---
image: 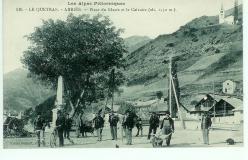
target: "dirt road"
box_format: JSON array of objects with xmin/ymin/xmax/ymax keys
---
[{"xmin": 3, "ymin": 125, "xmax": 243, "ymax": 148}]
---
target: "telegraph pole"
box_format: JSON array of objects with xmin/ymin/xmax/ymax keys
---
[
  {"xmin": 168, "ymin": 56, "xmax": 172, "ymax": 115},
  {"xmin": 171, "ymin": 77, "xmax": 186, "ymax": 129},
  {"xmin": 213, "ymin": 81, "xmax": 216, "ymax": 121},
  {"xmin": 165, "ymin": 56, "xmax": 185, "ymax": 129}
]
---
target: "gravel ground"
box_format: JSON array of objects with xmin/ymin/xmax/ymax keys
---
[{"xmin": 3, "ymin": 124, "xmax": 243, "ymax": 148}]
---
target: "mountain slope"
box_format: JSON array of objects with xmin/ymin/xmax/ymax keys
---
[
  {"xmin": 124, "ymin": 36, "xmax": 151, "ymax": 54},
  {"xmin": 3, "ymin": 69, "xmax": 55, "ymax": 112},
  {"xmin": 122, "ymin": 5, "xmax": 242, "ymax": 102}
]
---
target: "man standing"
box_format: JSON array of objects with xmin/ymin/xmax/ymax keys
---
[
  {"xmin": 34, "ymin": 113, "xmax": 46, "ymax": 147},
  {"xmin": 75, "ymin": 113, "xmax": 83, "ymax": 138},
  {"xmin": 109, "ymin": 111, "xmax": 119, "ymax": 140},
  {"xmin": 135, "ymin": 116, "xmax": 143, "ymax": 137},
  {"xmin": 123, "ymin": 110, "xmax": 136, "ymax": 145},
  {"xmin": 56, "ymin": 111, "xmax": 65, "ymax": 147},
  {"xmin": 147, "ymin": 112, "xmax": 160, "ymax": 140},
  {"xmin": 64, "ymin": 113, "xmax": 74, "ymax": 144},
  {"xmin": 93, "ymin": 112, "xmax": 104, "ymax": 141},
  {"xmin": 121, "ymin": 113, "xmax": 127, "ymax": 140},
  {"xmin": 201, "ymin": 113, "xmax": 212, "ymax": 145},
  {"xmin": 160, "ymin": 111, "xmax": 174, "ymax": 146}
]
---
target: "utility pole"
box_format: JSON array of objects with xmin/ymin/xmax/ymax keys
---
[
  {"xmin": 213, "ymin": 81, "xmax": 216, "ymax": 121},
  {"xmin": 164, "ymin": 55, "xmax": 185, "ymax": 129},
  {"xmin": 168, "ymin": 56, "xmax": 172, "ymax": 115},
  {"xmin": 234, "ymin": 0, "xmax": 239, "ymax": 24},
  {"xmin": 171, "ymin": 77, "xmax": 186, "ymax": 129}
]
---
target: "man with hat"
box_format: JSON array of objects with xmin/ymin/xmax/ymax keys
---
[
  {"xmin": 123, "ymin": 110, "xmax": 137, "ymax": 145},
  {"xmin": 135, "ymin": 116, "xmax": 143, "ymax": 137},
  {"xmin": 147, "ymin": 112, "xmax": 160, "ymax": 140},
  {"xmin": 64, "ymin": 113, "xmax": 74, "ymax": 144},
  {"xmin": 33, "ymin": 113, "xmax": 46, "ymax": 147},
  {"xmin": 160, "ymin": 111, "xmax": 174, "ymax": 146},
  {"xmin": 56, "ymin": 110, "xmax": 65, "ymax": 147},
  {"xmin": 93, "ymin": 112, "xmax": 104, "ymax": 141},
  {"xmin": 108, "ymin": 111, "xmax": 119, "ymax": 140},
  {"xmin": 75, "ymin": 112, "xmax": 83, "ymax": 138},
  {"xmin": 121, "ymin": 110, "xmax": 128, "ymax": 139},
  {"xmin": 201, "ymin": 112, "xmax": 212, "ymax": 145}
]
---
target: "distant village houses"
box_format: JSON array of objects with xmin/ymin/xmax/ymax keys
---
[{"xmin": 189, "ymin": 94, "xmax": 243, "ymax": 124}]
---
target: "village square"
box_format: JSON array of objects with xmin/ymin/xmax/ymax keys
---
[{"xmin": 3, "ymin": 0, "xmax": 243, "ymax": 149}]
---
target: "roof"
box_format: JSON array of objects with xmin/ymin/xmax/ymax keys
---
[
  {"xmin": 190, "ymin": 107, "xmax": 212, "ymax": 112},
  {"xmin": 208, "ymin": 94, "xmax": 223, "ymax": 102},
  {"xmin": 208, "ymin": 94, "xmax": 243, "ymax": 109},
  {"xmin": 106, "ymin": 104, "xmax": 121, "ymax": 112},
  {"xmin": 193, "ymin": 94, "xmax": 217, "ymax": 109},
  {"xmin": 233, "ymin": 106, "xmax": 243, "ymax": 111},
  {"xmin": 194, "ymin": 94, "xmax": 210, "ymax": 102},
  {"xmin": 150, "ymin": 101, "xmax": 168, "ymax": 112},
  {"xmin": 191, "ymin": 94, "xmax": 222, "ymax": 104},
  {"xmin": 225, "ymin": 15, "xmax": 234, "ymax": 19},
  {"xmin": 190, "ymin": 94, "xmax": 243, "ymax": 113},
  {"xmin": 131, "ymin": 99, "xmax": 157, "ymax": 108},
  {"xmin": 81, "ymin": 113, "xmax": 95, "ymax": 122},
  {"xmin": 223, "ymin": 79, "xmax": 235, "ymax": 83},
  {"xmin": 220, "ymin": 97, "xmax": 243, "ymax": 109},
  {"xmin": 127, "ymin": 99, "xmax": 168, "ymax": 112}
]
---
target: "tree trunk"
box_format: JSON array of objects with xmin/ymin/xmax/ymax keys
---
[{"xmin": 69, "ymin": 90, "xmax": 85, "ymax": 118}]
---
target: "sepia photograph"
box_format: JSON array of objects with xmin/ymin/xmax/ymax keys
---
[{"xmin": 1, "ymin": 0, "xmax": 244, "ymax": 152}]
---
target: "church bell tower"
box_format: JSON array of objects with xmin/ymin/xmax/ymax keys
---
[{"xmin": 219, "ymin": 2, "xmax": 225, "ymax": 24}]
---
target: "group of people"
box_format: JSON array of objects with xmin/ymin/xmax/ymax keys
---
[
  {"xmin": 55, "ymin": 111, "xmax": 74, "ymax": 147},
  {"xmin": 33, "ymin": 111, "xmax": 73, "ymax": 147},
  {"xmin": 121, "ymin": 110, "xmax": 175, "ymax": 146},
  {"xmin": 146, "ymin": 111, "xmax": 175, "ymax": 146},
  {"xmin": 33, "ymin": 109, "xmax": 212, "ymax": 147},
  {"xmin": 75, "ymin": 113, "xmax": 92, "ymax": 138}
]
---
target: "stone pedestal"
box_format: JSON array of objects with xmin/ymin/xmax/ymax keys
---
[
  {"xmin": 52, "ymin": 75, "xmax": 64, "ymax": 127},
  {"xmin": 52, "ymin": 107, "xmax": 61, "ymax": 127}
]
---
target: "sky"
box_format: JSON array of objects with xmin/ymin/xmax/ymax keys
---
[{"xmin": 2, "ymin": 0, "xmax": 241, "ymax": 73}]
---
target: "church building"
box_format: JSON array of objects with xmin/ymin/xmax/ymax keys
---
[{"xmin": 219, "ymin": 0, "xmax": 239, "ymax": 25}]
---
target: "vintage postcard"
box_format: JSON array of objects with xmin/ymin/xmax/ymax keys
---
[{"xmin": 2, "ymin": 0, "xmax": 244, "ymax": 151}]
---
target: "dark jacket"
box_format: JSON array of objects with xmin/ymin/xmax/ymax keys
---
[
  {"xmin": 34, "ymin": 117, "xmax": 46, "ymax": 130},
  {"xmin": 149, "ymin": 114, "xmax": 160, "ymax": 128},
  {"xmin": 201, "ymin": 115, "xmax": 212, "ymax": 129},
  {"xmin": 109, "ymin": 114, "xmax": 119, "ymax": 127},
  {"xmin": 123, "ymin": 113, "xmax": 137, "ymax": 129},
  {"xmin": 56, "ymin": 115, "xmax": 65, "ymax": 131},
  {"xmin": 136, "ymin": 117, "xmax": 142, "ymax": 127},
  {"xmin": 93, "ymin": 115, "xmax": 104, "ymax": 129},
  {"xmin": 64, "ymin": 118, "xmax": 73, "ymax": 130}
]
